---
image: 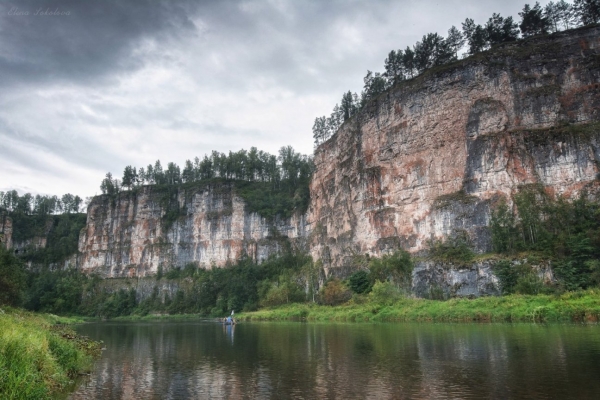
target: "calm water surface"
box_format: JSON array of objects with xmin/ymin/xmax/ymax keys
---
[{"xmin": 70, "ymin": 321, "xmax": 600, "ymax": 399}]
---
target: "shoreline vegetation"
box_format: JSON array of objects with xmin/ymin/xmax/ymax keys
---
[
  {"xmin": 0, "ymin": 307, "xmax": 102, "ymax": 400},
  {"xmin": 105, "ymin": 289, "xmax": 600, "ymax": 324},
  {"xmin": 239, "ymin": 290, "xmax": 600, "ymax": 323}
]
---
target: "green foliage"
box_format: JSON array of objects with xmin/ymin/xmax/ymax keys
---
[
  {"xmin": 494, "ymin": 260, "xmax": 520, "ymax": 294},
  {"xmin": 20, "ymin": 250, "xmax": 314, "ymax": 318},
  {"xmin": 242, "ymin": 289, "xmax": 600, "ymax": 323},
  {"xmin": 0, "ymin": 190, "xmax": 83, "ymax": 216},
  {"xmin": 0, "ymin": 246, "xmax": 27, "ymax": 306},
  {"xmin": 10, "ymin": 213, "xmax": 86, "ymax": 264},
  {"xmin": 574, "ymin": 0, "xmax": 600, "ymax": 25},
  {"xmin": 260, "ymin": 274, "xmax": 305, "ymax": 307},
  {"xmin": 348, "ymin": 270, "xmax": 371, "ymax": 294},
  {"xmin": 236, "ymin": 179, "xmax": 310, "ymax": 219},
  {"xmin": 490, "ymin": 188, "xmax": 600, "ymax": 290},
  {"xmin": 367, "ymin": 250, "xmax": 413, "ymax": 288},
  {"xmin": 427, "ymin": 231, "xmax": 475, "ymax": 264},
  {"xmin": 96, "ymin": 289, "xmax": 137, "ymax": 319},
  {"xmin": 26, "ymin": 268, "xmax": 87, "ymax": 314},
  {"xmin": 101, "ymin": 146, "xmax": 313, "ymax": 221},
  {"xmin": 318, "ymin": 278, "xmax": 352, "ymax": 306},
  {"xmin": 490, "ymin": 201, "xmax": 518, "ymax": 253},
  {"xmin": 369, "ymin": 280, "xmax": 403, "ymax": 305},
  {"xmin": 494, "ymin": 260, "xmax": 545, "ymax": 295},
  {"xmin": 0, "ymin": 309, "xmax": 101, "ymax": 399},
  {"xmin": 519, "ymin": 2, "xmax": 551, "ymax": 37}
]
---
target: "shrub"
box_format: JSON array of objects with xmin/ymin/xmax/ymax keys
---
[
  {"xmin": 348, "ymin": 270, "xmax": 371, "ymax": 294},
  {"xmin": 514, "ymin": 273, "xmax": 544, "ymax": 295},
  {"xmin": 261, "ymin": 280, "xmax": 304, "ymax": 307},
  {"xmin": 318, "ymin": 278, "xmax": 352, "ymax": 306},
  {"xmin": 428, "ymin": 231, "xmax": 474, "ymax": 264},
  {"xmin": 369, "ymin": 280, "xmax": 402, "ymax": 305},
  {"xmin": 368, "ymin": 250, "xmax": 413, "ymax": 288}
]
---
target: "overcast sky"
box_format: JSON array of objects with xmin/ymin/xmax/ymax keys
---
[{"xmin": 0, "ymin": 0, "xmax": 561, "ymax": 199}]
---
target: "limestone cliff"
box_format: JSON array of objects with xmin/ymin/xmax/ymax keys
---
[
  {"xmin": 309, "ymin": 26, "xmax": 600, "ymax": 271},
  {"xmin": 78, "ymin": 182, "xmax": 308, "ymax": 277},
  {"xmin": 77, "ymin": 26, "xmax": 600, "ymax": 286}
]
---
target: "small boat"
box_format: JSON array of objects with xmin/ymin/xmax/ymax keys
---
[{"xmin": 222, "ymin": 318, "xmax": 237, "ymax": 325}]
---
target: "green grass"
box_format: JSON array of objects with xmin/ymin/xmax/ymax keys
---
[
  {"xmin": 238, "ymin": 289, "xmax": 600, "ymax": 323},
  {"xmin": 0, "ymin": 307, "xmax": 102, "ymax": 400}
]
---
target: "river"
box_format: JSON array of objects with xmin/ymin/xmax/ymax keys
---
[{"xmin": 70, "ymin": 321, "xmax": 600, "ymax": 399}]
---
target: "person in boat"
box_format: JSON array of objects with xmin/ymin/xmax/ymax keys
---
[{"xmin": 226, "ymin": 315, "xmax": 232, "ymax": 324}]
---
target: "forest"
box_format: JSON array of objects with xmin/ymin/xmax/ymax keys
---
[{"xmin": 99, "ymin": 145, "xmax": 313, "ymax": 220}]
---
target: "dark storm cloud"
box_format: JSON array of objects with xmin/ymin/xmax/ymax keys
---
[
  {"xmin": 0, "ymin": 0, "xmax": 199, "ymax": 87},
  {"xmin": 0, "ymin": 0, "xmax": 561, "ymax": 197}
]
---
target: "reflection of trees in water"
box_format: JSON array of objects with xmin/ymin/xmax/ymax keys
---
[{"xmin": 70, "ymin": 322, "xmax": 600, "ymax": 399}]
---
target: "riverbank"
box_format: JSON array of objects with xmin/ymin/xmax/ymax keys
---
[
  {"xmin": 0, "ymin": 307, "xmax": 102, "ymax": 400},
  {"xmin": 238, "ymin": 290, "xmax": 600, "ymax": 323}
]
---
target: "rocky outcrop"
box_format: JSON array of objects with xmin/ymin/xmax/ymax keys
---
[
  {"xmin": 411, "ymin": 259, "xmax": 554, "ymax": 298},
  {"xmin": 309, "ymin": 26, "xmax": 600, "ymax": 272},
  {"xmin": 78, "ymin": 183, "xmax": 308, "ymax": 277},
  {"xmin": 0, "ymin": 213, "xmax": 12, "ymax": 249}
]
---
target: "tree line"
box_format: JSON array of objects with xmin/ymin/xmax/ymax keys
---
[
  {"xmin": 313, "ymin": 0, "xmax": 600, "ymax": 145},
  {"xmin": 100, "ymin": 146, "xmax": 313, "ymax": 196},
  {"xmin": 0, "ymin": 190, "xmax": 83, "ymax": 215}
]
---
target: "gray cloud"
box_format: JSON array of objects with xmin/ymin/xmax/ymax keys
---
[
  {"xmin": 0, "ymin": 0, "xmax": 199, "ymax": 87},
  {"xmin": 0, "ymin": 0, "xmax": 563, "ymax": 198}
]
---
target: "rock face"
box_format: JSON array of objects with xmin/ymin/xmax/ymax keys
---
[
  {"xmin": 309, "ymin": 26, "xmax": 600, "ymax": 272},
  {"xmin": 78, "ymin": 183, "xmax": 308, "ymax": 277},
  {"xmin": 411, "ymin": 259, "xmax": 554, "ymax": 298},
  {"xmin": 77, "ymin": 26, "xmax": 600, "ymax": 289},
  {"xmin": 0, "ymin": 213, "xmax": 12, "ymax": 249}
]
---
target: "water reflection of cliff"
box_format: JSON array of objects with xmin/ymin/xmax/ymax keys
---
[{"xmin": 70, "ymin": 322, "xmax": 600, "ymax": 399}]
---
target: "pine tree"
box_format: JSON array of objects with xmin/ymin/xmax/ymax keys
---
[
  {"xmin": 462, "ymin": 18, "xmax": 488, "ymax": 54},
  {"xmin": 446, "ymin": 26, "xmax": 465, "ymax": 58},
  {"xmin": 485, "ymin": 13, "xmax": 519, "ymax": 45},
  {"xmin": 574, "ymin": 0, "xmax": 600, "ymax": 25},
  {"xmin": 519, "ymin": 2, "xmax": 550, "ymax": 37}
]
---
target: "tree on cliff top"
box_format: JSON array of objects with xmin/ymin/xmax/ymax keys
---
[
  {"xmin": 462, "ymin": 18, "xmax": 488, "ymax": 54},
  {"xmin": 519, "ymin": 2, "xmax": 551, "ymax": 37},
  {"xmin": 574, "ymin": 0, "xmax": 600, "ymax": 25},
  {"xmin": 545, "ymin": 1, "xmax": 577, "ymax": 32},
  {"xmin": 446, "ymin": 26, "xmax": 465, "ymax": 59}
]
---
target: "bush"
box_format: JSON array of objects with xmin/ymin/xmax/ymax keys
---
[
  {"xmin": 368, "ymin": 250, "xmax": 413, "ymax": 288},
  {"xmin": 369, "ymin": 280, "xmax": 402, "ymax": 305},
  {"xmin": 427, "ymin": 231, "xmax": 474, "ymax": 264},
  {"xmin": 318, "ymin": 278, "xmax": 352, "ymax": 306},
  {"xmin": 514, "ymin": 274, "xmax": 545, "ymax": 295},
  {"xmin": 261, "ymin": 280, "xmax": 304, "ymax": 307},
  {"xmin": 348, "ymin": 270, "xmax": 371, "ymax": 294}
]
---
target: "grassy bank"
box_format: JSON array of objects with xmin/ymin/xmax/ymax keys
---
[
  {"xmin": 238, "ymin": 289, "xmax": 600, "ymax": 323},
  {"xmin": 0, "ymin": 308, "xmax": 102, "ymax": 400}
]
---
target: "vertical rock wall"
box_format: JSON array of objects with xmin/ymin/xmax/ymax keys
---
[
  {"xmin": 308, "ymin": 26, "xmax": 600, "ymax": 271},
  {"xmin": 78, "ymin": 183, "xmax": 308, "ymax": 277}
]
